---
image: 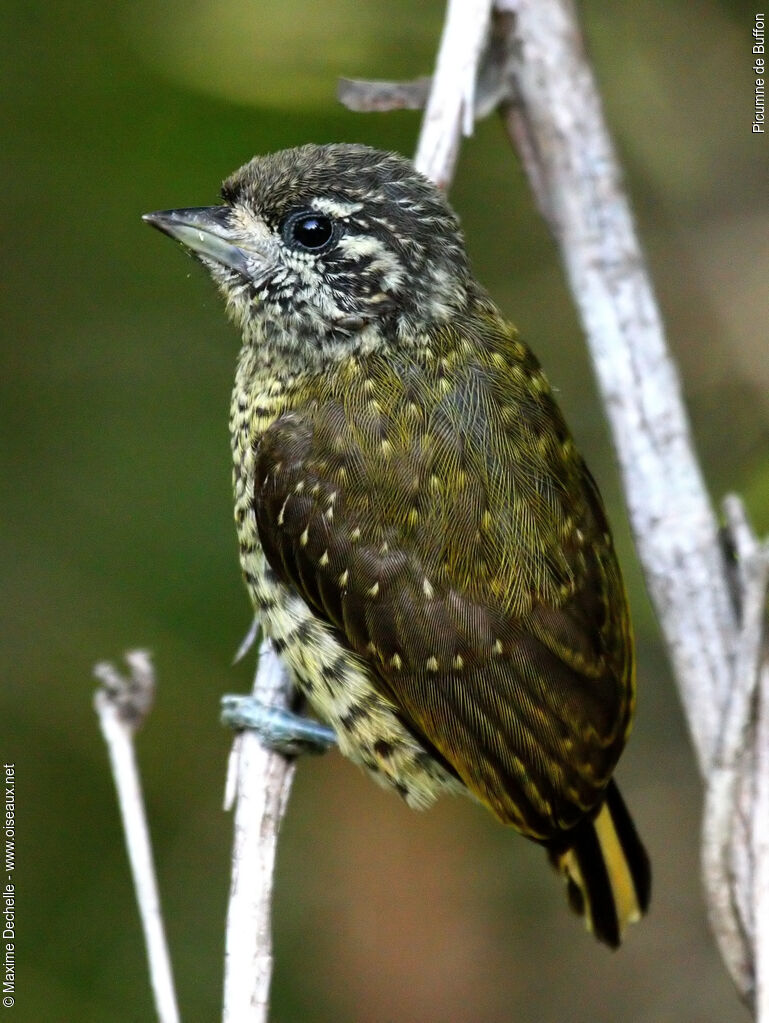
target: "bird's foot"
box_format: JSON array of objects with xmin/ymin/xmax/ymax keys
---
[{"xmin": 221, "ymin": 695, "xmax": 337, "ymax": 756}]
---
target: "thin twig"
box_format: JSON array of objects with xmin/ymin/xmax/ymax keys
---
[
  {"xmin": 233, "ymin": 615, "xmax": 260, "ymax": 665},
  {"xmin": 94, "ymin": 651, "xmax": 181, "ymax": 1023},
  {"xmin": 337, "ymin": 76, "xmax": 432, "ymax": 112},
  {"xmin": 413, "ymin": 0, "xmax": 494, "ymax": 188},
  {"xmin": 222, "ymin": 636, "xmax": 296, "ymax": 1023},
  {"xmin": 755, "ymin": 654, "xmax": 769, "ymax": 1021},
  {"xmin": 714, "ymin": 497, "xmax": 769, "ymax": 1008},
  {"xmin": 702, "ymin": 516, "xmax": 768, "ymax": 998}
]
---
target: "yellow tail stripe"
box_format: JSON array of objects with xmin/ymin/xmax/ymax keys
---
[{"xmin": 593, "ymin": 802, "xmax": 642, "ymax": 929}]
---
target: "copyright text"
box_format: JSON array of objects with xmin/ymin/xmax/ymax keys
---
[{"xmin": 3, "ymin": 764, "xmax": 15, "ymax": 1009}]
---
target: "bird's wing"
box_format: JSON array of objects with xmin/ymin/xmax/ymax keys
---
[{"xmin": 252, "ymin": 344, "xmax": 632, "ymax": 838}]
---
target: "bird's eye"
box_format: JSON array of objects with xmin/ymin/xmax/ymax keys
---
[{"xmin": 282, "ymin": 211, "xmax": 334, "ymax": 252}]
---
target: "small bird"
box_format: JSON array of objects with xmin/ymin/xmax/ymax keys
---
[{"xmin": 144, "ymin": 142, "xmax": 650, "ymax": 947}]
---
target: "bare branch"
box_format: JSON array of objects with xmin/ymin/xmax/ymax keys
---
[
  {"xmin": 496, "ymin": 0, "xmax": 737, "ymax": 774},
  {"xmin": 337, "ymin": 76, "xmax": 432, "ymax": 112},
  {"xmin": 222, "ymin": 636, "xmax": 296, "ymax": 1023},
  {"xmin": 94, "ymin": 651, "xmax": 181, "ymax": 1023},
  {"xmin": 708, "ymin": 498, "xmax": 769, "ymax": 1009},
  {"xmin": 413, "ymin": 0, "xmax": 494, "ymax": 188},
  {"xmin": 233, "ymin": 614, "xmax": 260, "ymax": 665},
  {"xmin": 337, "ymin": 19, "xmax": 512, "ymax": 123},
  {"xmin": 755, "ymin": 657, "xmax": 769, "ymax": 1021},
  {"xmin": 703, "ymin": 504, "xmax": 769, "ymax": 998}
]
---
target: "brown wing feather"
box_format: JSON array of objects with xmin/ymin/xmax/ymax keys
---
[{"xmin": 253, "ymin": 318, "xmax": 634, "ymax": 838}]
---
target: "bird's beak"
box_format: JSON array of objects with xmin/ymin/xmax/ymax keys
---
[{"xmin": 142, "ymin": 206, "xmax": 250, "ymax": 276}]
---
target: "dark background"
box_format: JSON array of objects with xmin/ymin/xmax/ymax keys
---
[{"xmin": 3, "ymin": 1, "xmax": 766, "ymax": 1019}]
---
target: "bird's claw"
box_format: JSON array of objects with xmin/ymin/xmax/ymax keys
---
[{"xmin": 221, "ymin": 695, "xmax": 337, "ymax": 756}]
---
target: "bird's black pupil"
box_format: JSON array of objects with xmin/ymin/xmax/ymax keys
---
[{"xmin": 290, "ymin": 214, "xmax": 333, "ymax": 251}]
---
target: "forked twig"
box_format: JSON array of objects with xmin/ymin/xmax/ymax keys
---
[{"xmin": 94, "ymin": 651, "xmax": 180, "ymax": 1023}]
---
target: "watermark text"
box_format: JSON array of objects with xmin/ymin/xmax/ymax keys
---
[
  {"xmin": 3, "ymin": 764, "xmax": 15, "ymax": 1009},
  {"xmin": 754, "ymin": 13, "xmax": 766, "ymax": 132}
]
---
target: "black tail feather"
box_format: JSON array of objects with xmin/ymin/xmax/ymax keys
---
[{"xmin": 547, "ymin": 780, "xmax": 651, "ymax": 947}]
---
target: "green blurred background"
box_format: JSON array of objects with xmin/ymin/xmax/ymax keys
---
[{"xmin": 3, "ymin": 0, "xmax": 766, "ymax": 1019}]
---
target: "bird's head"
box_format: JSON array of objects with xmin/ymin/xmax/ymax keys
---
[{"xmin": 144, "ymin": 143, "xmax": 474, "ymax": 369}]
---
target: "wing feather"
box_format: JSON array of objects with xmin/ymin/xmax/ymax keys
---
[{"xmin": 253, "ymin": 325, "xmax": 633, "ymax": 837}]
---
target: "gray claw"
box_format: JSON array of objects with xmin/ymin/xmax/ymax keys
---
[{"xmin": 221, "ymin": 695, "xmax": 337, "ymax": 756}]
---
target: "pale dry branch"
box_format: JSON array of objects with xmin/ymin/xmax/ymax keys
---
[
  {"xmin": 222, "ymin": 635, "xmax": 297, "ymax": 1023},
  {"xmin": 337, "ymin": 76, "xmax": 432, "ymax": 112},
  {"xmin": 495, "ymin": 1, "xmax": 739, "ymax": 774},
  {"xmin": 94, "ymin": 651, "xmax": 181, "ymax": 1023},
  {"xmin": 413, "ymin": 0, "xmax": 495, "ymax": 189}
]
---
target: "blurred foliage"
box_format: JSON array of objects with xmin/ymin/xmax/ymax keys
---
[{"xmin": 2, "ymin": 0, "xmax": 765, "ymax": 1019}]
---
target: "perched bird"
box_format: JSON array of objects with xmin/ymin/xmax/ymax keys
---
[{"xmin": 144, "ymin": 142, "xmax": 650, "ymax": 947}]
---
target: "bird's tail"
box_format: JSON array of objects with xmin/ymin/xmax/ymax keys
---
[{"xmin": 547, "ymin": 780, "xmax": 651, "ymax": 948}]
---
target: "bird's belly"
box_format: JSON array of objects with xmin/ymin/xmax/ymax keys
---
[{"xmin": 240, "ymin": 540, "xmax": 461, "ymax": 808}]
